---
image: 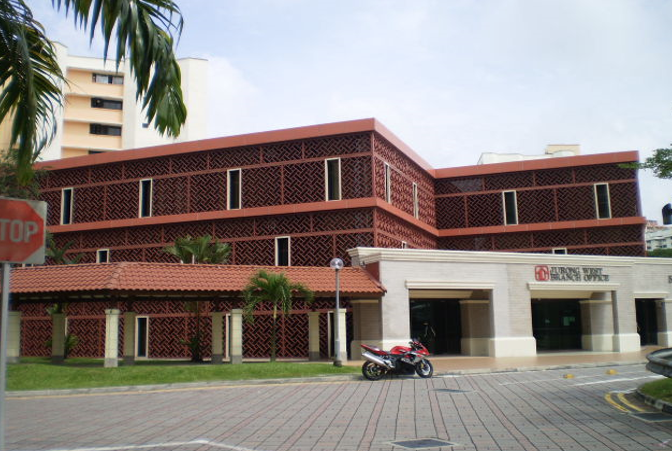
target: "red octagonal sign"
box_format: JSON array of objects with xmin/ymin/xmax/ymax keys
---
[{"xmin": 0, "ymin": 197, "xmax": 46, "ymax": 264}]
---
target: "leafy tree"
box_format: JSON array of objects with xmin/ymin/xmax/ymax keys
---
[
  {"xmin": 163, "ymin": 235, "xmax": 231, "ymax": 362},
  {"xmin": 0, "ymin": 0, "xmax": 186, "ymax": 186},
  {"xmin": 242, "ymin": 270, "xmax": 314, "ymax": 362},
  {"xmin": 0, "ymin": 151, "xmax": 46, "ymax": 199},
  {"xmin": 648, "ymin": 248, "xmax": 672, "ymax": 258},
  {"xmin": 46, "ymin": 232, "xmax": 83, "ymax": 265},
  {"xmin": 623, "ymin": 147, "xmax": 672, "ymax": 179}
]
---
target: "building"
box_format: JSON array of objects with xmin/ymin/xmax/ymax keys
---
[
  {"xmin": 0, "ymin": 43, "xmax": 208, "ymax": 161},
  {"xmin": 645, "ymin": 224, "xmax": 672, "ymax": 251},
  {"xmin": 11, "ymin": 118, "xmax": 653, "ymax": 362},
  {"xmin": 37, "ymin": 118, "xmax": 645, "ymax": 268}
]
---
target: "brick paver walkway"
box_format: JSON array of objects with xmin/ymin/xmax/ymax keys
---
[{"xmin": 6, "ymin": 364, "xmax": 672, "ymax": 451}]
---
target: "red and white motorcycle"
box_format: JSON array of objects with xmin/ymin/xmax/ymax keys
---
[{"xmin": 360, "ymin": 339, "xmax": 433, "ymax": 380}]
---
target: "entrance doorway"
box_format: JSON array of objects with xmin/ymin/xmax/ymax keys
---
[
  {"xmin": 532, "ymin": 299, "xmax": 582, "ymax": 350},
  {"xmin": 410, "ymin": 300, "xmax": 461, "ymax": 355},
  {"xmin": 636, "ymin": 299, "xmax": 658, "ymax": 345}
]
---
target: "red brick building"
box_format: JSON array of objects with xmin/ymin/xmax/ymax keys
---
[
  {"xmin": 17, "ymin": 118, "xmax": 646, "ymax": 361},
  {"xmin": 37, "ymin": 118, "xmax": 645, "ymax": 266}
]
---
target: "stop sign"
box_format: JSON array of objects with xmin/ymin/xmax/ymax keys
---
[{"xmin": 0, "ymin": 197, "xmax": 46, "ymax": 264}]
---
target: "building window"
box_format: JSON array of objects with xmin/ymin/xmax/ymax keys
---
[
  {"xmin": 552, "ymin": 248, "xmax": 567, "ymax": 255},
  {"xmin": 401, "ymin": 241, "xmax": 408, "ymax": 249},
  {"xmin": 412, "ymin": 183, "xmax": 419, "ymax": 219},
  {"xmin": 136, "ymin": 317, "xmax": 149, "ymax": 358},
  {"xmin": 227, "ymin": 169, "xmax": 242, "ymax": 210},
  {"xmin": 92, "ymin": 73, "xmax": 124, "ymax": 85},
  {"xmin": 325, "ymin": 158, "xmax": 341, "ymax": 201},
  {"xmin": 88, "ymin": 150, "xmax": 105, "ymax": 155},
  {"xmin": 61, "ymin": 188, "xmax": 73, "ymax": 225},
  {"xmin": 90, "ymin": 124, "xmax": 122, "ymax": 136},
  {"xmin": 502, "ymin": 190, "xmax": 518, "ymax": 225},
  {"xmin": 91, "ymin": 98, "xmax": 123, "ymax": 110},
  {"xmin": 594, "ymin": 183, "xmax": 611, "ymax": 219},
  {"xmin": 139, "ymin": 179, "xmax": 153, "ymax": 218},
  {"xmin": 384, "ymin": 163, "xmax": 392, "ymax": 203},
  {"xmin": 275, "ymin": 237, "xmax": 290, "ymax": 266},
  {"xmin": 96, "ymin": 249, "xmax": 110, "ymax": 263}
]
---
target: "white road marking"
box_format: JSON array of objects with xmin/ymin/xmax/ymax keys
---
[
  {"xmin": 573, "ymin": 375, "xmax": 663, "ymax": 386},
  {"xmin": 33, "ymin": 439, "xmax": 262, "ymax": 451}
]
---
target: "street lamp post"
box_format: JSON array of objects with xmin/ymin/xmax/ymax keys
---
[{"xmin": 330, "ymin": 257, "xmax": 344, "ymax": 367}]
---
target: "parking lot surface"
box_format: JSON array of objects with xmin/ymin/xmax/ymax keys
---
[{"xmin": 6, "ymin": 364, "xmax": 671, "ymax": 451}]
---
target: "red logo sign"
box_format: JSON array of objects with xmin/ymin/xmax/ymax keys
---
[
  {"xmin": 535, "ymin": 265, "xmax": 550, "ymax": 281},
  {"xmin": 0, "ymin": 198, "xmax": 46, "ymax": 264}
]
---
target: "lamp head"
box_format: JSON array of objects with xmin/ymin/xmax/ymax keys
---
[{"xmin": 329, "ymin": 257, "xmax": 344, "ymax": 271}]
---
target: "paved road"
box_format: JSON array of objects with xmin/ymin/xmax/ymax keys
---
[{"xmin": 5, "ymin": 364, "xmax": 672, "ymax": 451}]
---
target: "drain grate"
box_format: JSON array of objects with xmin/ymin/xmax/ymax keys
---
[
  {"xmin": 630, "ymin": 412, "xmax": 672, "ymax": 422},
  {"xmin": 391, "ymin": 438, "xmax": 456, "ymax": 449},
  {"xmin": 434, "ymin": 388, "xmax": 471, "ymax": 394}
]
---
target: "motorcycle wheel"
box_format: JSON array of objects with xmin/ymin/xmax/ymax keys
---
[
  {"xmin": 415, "ymin": 359, "xmax": 433, "ymax": 378},
  {"xmin": 362, "ymin": 361, "xmax": 386, "ymax": 381}
]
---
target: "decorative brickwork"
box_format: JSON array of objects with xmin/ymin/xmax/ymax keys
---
[
  {"xmin": 40, "ymin": 190, "xmax": 61, "ymax": 226},
  {"xmin": 436, "ymin": 197, "xmax": 466, "ymax": 229},
  {"xmin": 484, "ymin": 172, "xmax": 534, "ymax": 191},
  {"xmin": 435, "ymin": 177, "xmax": 483, "ymax": 195},
  {"xmin": 261, "ymin": 141, "xmax": 303, "ymax": 163},
  {"xmin": 556, "ymin": 186, "xmax": 596, "ymax": 221},
  {"xmin": 171, "ymin": 152, "xmax": 209, "ymax": 174},
  {"xmin": 466, "ymin": 193, "xmax": 502, "ymax": 227},
  {"xmin": 609, "ymin": 182, "xmax": 640, "ymax": 218},
  {"xmin": 283, "ymin": 161, "xmax": 324, "ymax": 204},
  {"xmin": 234, "ymin": 239, "xmax": 275, "ymax": 266},
  {"xmin": 256, "ymin": 214, "xmax": 312, "ymax": 237},
  {"xmin": 305, "ymin": 133, "xmax": 370, "ymax": 158},
  {"xmin": 153, "ymin": 176, "xmax": 189, "ymax": 216},
  {"xmin": 210, "ymin": 146, "xmax": 260, "ymax": 169},
  {"xmin": 89, "ymin": 164, "xmax": 123, "ymax": 184},
  {"xmin": 105, "ymin": 182, "xmax": 139, "ymax": 220},
  {"xmin": 290, "ymin": 235, "xmax": 333, "ymax": 267},
  {"xmin": 125, "ymin": 157, "xmax": 171, "ymax": 179},
  {"xmin": 574, "ymin": 164, "xmax": 636, "ymax": 183},
  {"xmin": 341, "ymin": 156, "xmax": 373, "ymax": 199},
  {"xmin": 534, "ymin": 168, "xmax": 574, "ymax": 186},
  {"xmin": 242, "ymin": 166, "xmax": 282, "ymax": 208},
  {"xmin": 189, "ymin": 172, "xmax": 227, "ymax": 213},
  {"xmin": 516, "ymin": 189, "xmax": 557, "ymax": 224}
]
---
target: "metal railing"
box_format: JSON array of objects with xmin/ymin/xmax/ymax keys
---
[{"xmin": 646, "ymin": 348, "xmax": 672, "ymax": 377}]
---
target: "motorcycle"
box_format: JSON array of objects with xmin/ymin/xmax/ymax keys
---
[{"xmin": 360, "ymin": 339, "xmax": 433, "ymax": 381}]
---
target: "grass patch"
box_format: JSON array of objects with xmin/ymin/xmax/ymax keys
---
[
  {"xmin": 8, "ymin": 358, "xmax": 360, "ymax": 391},
  {"xmin": 640, "ymin": 378, "xmax": 672, "ymax": 403}
]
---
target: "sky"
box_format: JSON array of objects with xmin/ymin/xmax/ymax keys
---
[{"xmin": 26, "ymin": 0, "xmax": 672, "ymax": 222}]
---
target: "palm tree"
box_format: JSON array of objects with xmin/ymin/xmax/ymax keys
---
[
  {"xmin": 242, "ymin": 270, "xmax": 314, "ymax": 362},
  {"xmin": 0, "ymin": 0, "xmax": 186, "ymax": 186},
  {"xmin": 46, "ymin": 232, "xmax": 83, "ymax": 264},
  {"xmin": 163, "ymin": 234, "xmax": 231, "ymax": 361}
]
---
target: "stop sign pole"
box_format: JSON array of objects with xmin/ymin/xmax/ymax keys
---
[{"xmin": 0, "ymin": 197, "xmax": 46, "ymax": 451}]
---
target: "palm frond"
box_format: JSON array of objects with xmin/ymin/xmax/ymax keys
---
[
  {"xmin": 53, "ymin": 0, "xmax": 186, "ymax": 137},
  {"xmin": 0, "ymin": 0, "xmax": 64, "ymax": 185}
]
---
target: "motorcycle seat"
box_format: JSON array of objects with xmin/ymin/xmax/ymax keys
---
[{"xmin": 360, "ymin": 344, "xmax": 386, "ymax": 355}]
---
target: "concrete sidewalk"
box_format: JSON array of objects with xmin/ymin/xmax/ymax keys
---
[{"xmin": 345, "ymin": 346, "xmax": 658, "ymax": 374}]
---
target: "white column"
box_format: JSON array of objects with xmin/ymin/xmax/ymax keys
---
[
  {"xmin": 349, "ymin": 300, "xmax": 381, "ymax": 360},
  {"xmin": 611, "ymin": 290, "xmax": 641, "ymax": 352},
  {"xmin": 336, "ymin": 308, "xmax": 348, "ymax": 363},
  {"xmin": 308, "ymin": 312, "xmax": 320, "ymax": 361},
  {"xmin": 7, "ymin": 312, "xmax": 21, "ymax": 363},
  {"xmin": 230, "ymin": 309, "xmax": 243, "ymax": 364},
  {"xmin": 211, "ymin": 312, "xmax": 224, "ymax": 364},
  {"xmin": 50, "ymin": 313, "xmax": 66, "ymax": 364},
  {"xmin": 104, "ymin": 309, "xmax": 120, "ymax": 368},
  {"xmin": 123, "ymin": 312, "xmax": 136, "ymax": 365},
  {"xmin": 658, "ymin": 299, "xmax": 672, "ymax": 346},
  {"xmin": 580, "ymin": 299, "xmax": 614, "ymax": 351}
]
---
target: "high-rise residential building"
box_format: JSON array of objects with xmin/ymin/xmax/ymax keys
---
[{"xmin": 1, "ymin": 43, "xmax": 208, "ymax": 161}]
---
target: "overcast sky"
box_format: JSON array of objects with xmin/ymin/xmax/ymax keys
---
[{"xmin": 28, "ymin": 0, "xmax": 672, "ymax": 222}]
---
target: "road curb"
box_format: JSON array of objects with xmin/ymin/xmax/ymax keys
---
[
  {"xmin": 7, "ymin": 359, "xmax": 647, "ymax": 398},
  {"xmin": 636, "ymin": 389, "xmax": 672, "ymax": 414}
]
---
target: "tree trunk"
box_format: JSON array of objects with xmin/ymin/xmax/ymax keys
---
[{"xmin": 271, "ymin": 305, "xmax": 277, "ymax": 362}]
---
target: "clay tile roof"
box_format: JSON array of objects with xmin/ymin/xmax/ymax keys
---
[{"xmin": 9, "ymin": 262, "xmax": 384, "ymax": 296}]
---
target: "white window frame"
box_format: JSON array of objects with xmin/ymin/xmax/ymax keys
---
[
  {"xmin": 384, "ymin": 163, "xmax": 392, "ymax": 203},
  {"xmin": 139, "ymin": 179, "xmax": 153, "ymax": 218},
  {"xmin": 324, "ymin": 158, "xmax": 342, "ymax": 201},
  {"xmin": 275, "ymin": 236, "xmax": 291, "ymax": 266},
  {"xmin": 502, "ymin": 190, "xmax": 518, "ymax": 225},
  {"xmin": 552, "ymin": 248, "xmax": 568, "ymax": 255},
  {"xmin": 227, "ymin": 169, "xmax": 242, "ymax": 210},
  {"xmin": 401, "ymin": 241, "xmax": 408, "ymax": 249},
  {"xmin": 96, "ymin": 249, "xmax": 110, "ymax": 263},
  {"xmin": 594, "ymin": 183, "xmax": 612, "ymax": 219},
  {"xmin": 135, "ymin": 316, "xmax": 149, "ymax": 359},
  {"xmin": 60, "ymin": 187, "xmax": 74, "ymax": 225},
  {"xmin": 412, "ymin": 182, "xmax": 419, "ymax": 219}
]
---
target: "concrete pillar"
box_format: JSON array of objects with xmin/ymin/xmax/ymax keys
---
[
  {"xmin": 611, "ymin": 290, "xmax": 641, "ymax": 352},
  {"xmin": 50, "ymin": 313, "xmax": 66, "ymax": 364},
  {"xmin": 658, "ymin": 299, "xmax": 672, "ymax": 346},
  {"xmin": 7, "ymin": 311, "xmax": 21, "ymax": 363},
  {"xmin": 460, "ymin": 300, "xmax": 490, "ymax": 356},
  {"xmin": 104, "ymin": 309, "xmax": 120, "ymax": 368},
  {"xmin": 212, "ymin": 312, "xmax": 224, "ymax": 364},
  {"xmin": 230, "ymin": 309, "xmax": 243, "ymax": 364},
  {"xmin": 580, "ymin": 298, "xmax": 614, "ymax": 351},
  {"xmin": 123, "ymin": 312, "xmax": 136, "ymax": 365},
  {"xmin": 308, "ymin": 312, "xmax": 320, "ymax": 361},
  {"xmin": 336, "ymin": 308, "xmax": 348, "ymax": 363},
  {"xmin": 349, "ymin": 300, "xmax": 381, "ymax": 360},
  {"xmin": 488, "ymin": 290, "xmax": 536, "ymax": 357}
]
